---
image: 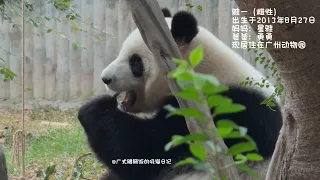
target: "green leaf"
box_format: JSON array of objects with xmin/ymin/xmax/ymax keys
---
[
  {"xmin": 190, "ymin": 143, "xmax": 206, "ymax": 161},
  {"xmin": 47, "ymin": 29, "xmax": 53, "ymax": 33},
  {"xmin": 192, "ymin": 73, "xmax": 220, "ymax": 91},
  {"xmin": 168, "ymin": 58, "xmax": 188, "ymax": 78},
  {"xmin": 235, "ymin": 154, "xmax": 247, "ymax": 161},
  {"xmin": 234, "ymin": 163, "xmax": 258, "ymax": 178},
  {"xmin": 184, "ymin": 133, "xmax": 209, "ymax": 142},
  {"xmin": 175, "ymin": 71, "xmax": 194, "ymax": 82},
  {"xmin": 193, "ymin": 73, "xmax": 206, "ymax": 90},
  {"xmin": 223, "ymin": 131, "xmax": 249, "ymax": 140},
  {"xmin": 165, "ymin": 134, "xmax": 209, "ymax": 151},
  {"xmin": 186, "ymin": 3, "xmax": 194, "ymax": 8},
  {"xmin": 203, "ymin": 83, "xmax": 228, "ymax": 95},
  {"xmin": 176, "ymin": 79, "xmax": 193, "ymax": 89},
  {"xmin": 207, "ymin": 95, "xmax": 232, "ymax": 108},
  {"xmin": 72, "ymin": 43, "xmax": 79, "ymax": 49},
  {"xmin": 58, "ymin": 32, "xmax": 66, "ymax": 39},
  {"xmin": 66, "ymin": 12, "xmax": 78, "ymax": 20},
  {"xmin": 194, "ymin": 73, "xmax": 220, "ymax": 86},
  {"xmin": 197, "ymin": 5, "xmax": 203, "ymax": 11},
  {"xmin": 166, "ymin": 108, "xmax": 204, "ymax": 121},
  {"xmin": 44, "ymin": 164, "xmax": 56, "ymax": 180},
  {"xmin": 214, "ymin": 103, "xmax": 246, "ymax": 116},
  {"xmin": 165, "ymin": 135, "xmax": 184, "ymax": 151},
  {"xmin": 29, "ymin": 19, "xmax": 39, "ymax": 27},
  {"xmin": 189, "ymin": 45, "xmax": 203, "ymax": 68},
  {"xmin": 73, "ymin": 26, "xmax": 79, "ymax": 31},
  {"xmin": 260, "ymin": 96, "xmax": 273, "ymax": 105},
  {"xmin": 173, "ymin": 90, "xmax": 201, "ymax": 103},
  {"xmin": 227, "ymin": 142, "xmax": 256, "ymax": 156},
  {"xmin": 174, "ymin": 157, "xmax": 197, "ymax": 167},
  {"xmin": 24, "ymin": 88, "xmax": 32, "ymax": 92},
  {"xmin": 217, "ymin": 119, "xmax": 238, "ymax": 129},
  {"xmin": 172, "ymin": 57, "xmax": 187, "ymax": 65},
  {"xmin": 267, "ymin": 101, "xmax": 276, "ymax": 107},
  {"xmin": 218, "ymin": 126, "xmax": 233, "ymax": 137},
  {"xmin": 260, "ymin": 60, "xmax": 264, "ymax": 64},
  {"xmin": 246, "ymin": 153, "xmax": 263, "ymax": 161},
  {"xmin": 179, "ymin": 83, "xmax": 197, "ymax": 92},
  {"xmin": 216, "ymin": 119, "xmax": 238, "ymax": 137},
  {"xmin": 204, "ymin": 75, "xmax": 221, "ymax": 86}
]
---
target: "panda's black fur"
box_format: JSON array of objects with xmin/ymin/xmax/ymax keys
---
[
  {"xmin": 162, "ymin": 8, "xmax": 172, "ymax": 18},
  {"xmin": 171, "ymin": 11, "xmax": 199, "ymax": 44},
  {"xmin": 78, "ymin": 8, "xmax": 283, "ymax": 180},
  {"xmin": 78, "ymin": 95, "xmax": 193, "ymax": 180},
  {"xmin": 78, "ymin": 91, "xmax": 282, "ymax": 180}
]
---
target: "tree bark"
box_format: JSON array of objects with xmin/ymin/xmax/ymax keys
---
[
  {"xmin": 235, "ymin": 0, "xmax": 320, "ymax": 179},
  {"xmin": 124, "ymin": 0, "xmax": 238, "ymax": 179},
  {"xmin": 0, "ymin": 146, "xmax": 8, "ymax": 180}
]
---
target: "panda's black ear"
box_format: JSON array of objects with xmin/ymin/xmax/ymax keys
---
[
  {"xmin": 162, "ymin": 8, "xmax": 171, "ymax": 17},
  {"xmin": 171, "ymin": 11, "xmax": 198, "ymax": 44}
]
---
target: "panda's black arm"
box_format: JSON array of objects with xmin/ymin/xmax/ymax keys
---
[
  {"xmin": 77, "ymin": 95, "xmax": 199, "ymax": 179},
  {"xmin": 77, "ymin": 95, "xmax": 171, "ymax": 164},
  {"xmin": 77, "ymin": 94, "xmax": 117, "ymax": 131},
  {"xmin": 77, "ymin": 94, "xmax": 134, "ymax": 167}
]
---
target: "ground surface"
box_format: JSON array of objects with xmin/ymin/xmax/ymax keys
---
[{"xmin": 0, "ymin": 100, "xmax": 105, "ymax": 180}]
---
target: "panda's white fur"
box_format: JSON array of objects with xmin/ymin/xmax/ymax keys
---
[
  {"xmin": 101, "ymin": 14, "xmax": 279, "ymax": 115},
  {"xmin": 78, "ymin": 8, "xmax": 282, "ymax": 180}
]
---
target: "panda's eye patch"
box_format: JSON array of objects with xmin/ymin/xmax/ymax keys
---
[{"xmin": 129, "ymin": 54, "xmax": 144, "ymax": 77}]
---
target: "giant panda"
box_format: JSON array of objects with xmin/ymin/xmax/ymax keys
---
[{"xmin": 78, "ymin": 8, "xmax": 283, "ymax": 180}]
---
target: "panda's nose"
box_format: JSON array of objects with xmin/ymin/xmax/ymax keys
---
[{"xmin": 102, "ymin": 77, "xmax": 113, "ymax": 85}]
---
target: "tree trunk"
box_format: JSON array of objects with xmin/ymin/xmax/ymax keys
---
[
  {"xmin": 124, "ymin": 0, "xmax": 238, "ymax": 179},
  {"xmin": 235, "ymin": 0, "xmax": 320, "ymax": 179},
  {"xmin": 0, "ymin": 146, "xmax": 8, "ymax": 180}
]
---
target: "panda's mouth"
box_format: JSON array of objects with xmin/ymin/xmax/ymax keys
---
[{"xmin": 117, "ymin": 91, "xmax": 137, "ymax": 111}]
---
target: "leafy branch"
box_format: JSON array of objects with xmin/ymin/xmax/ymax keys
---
[
  {"xmin": 0, "ymin": 63, "xmax": 16, "ymax": 82},
  {"xmin": 165, "ymin": 45, "xmax": 262, "ymax": 179},
  {"xmin": 3, "ymin": 3, "xmax": 87, "ymax": 50},
  {"xmin": 241, "ymin": 46, "xmax": 285, "ymax": 108}
]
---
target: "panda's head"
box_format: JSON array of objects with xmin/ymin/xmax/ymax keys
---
[{"xmin": 101, "ymin": 8, "xmax": 199, "ymax": 113}]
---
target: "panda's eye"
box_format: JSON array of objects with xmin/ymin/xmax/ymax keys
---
[{"xmin": 129, "ymin": 54, "xmax": 144, "ymax": 77}]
